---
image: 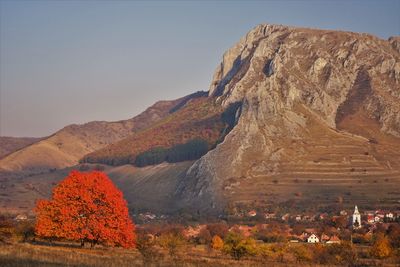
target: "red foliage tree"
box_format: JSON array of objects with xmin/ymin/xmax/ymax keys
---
[{"xmin": 35, "ymin": 170, "xmax": 135, "ymax": 248}]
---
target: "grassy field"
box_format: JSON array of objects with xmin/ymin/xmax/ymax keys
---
[
  {"xmin": 0, "ymin": 242, "xmax": 322, "ymax": 267},
  {"xmin": 1, "ymin": 241, "xmax": 399, "ymax": 267}
]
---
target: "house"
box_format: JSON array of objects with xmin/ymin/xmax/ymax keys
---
[
  {"xmin": 307, "ymin": 234, "xmax": 319, "ymax": 243},
  {"xmin": 282, "ymin": 213, "xmax": 290, "ymax": 221},
  {"xmin": 183, "ymin": 225, "xmax": 206, "ymax": 238},
  {"xmin": 247, "ymin": 210, "xmax": 257, "ymax": 217},
  {"xmin": 320, "ymin": 233, "xmax": 330, "ymax": 243},
  {"xmin": 319, "ymin": 213, "xmax": 328, "ymax": 220},
  {"xmin": 295, "ymin": 215, "xmax": 302, "ymax": 222},
  {"xmin": 385, "ymin": 212, "xmax": 394, "ymax": 220},
  {"xmin": 340, "ymin": 210, "xmax": 348, "ymax": 216},
  {"xmin": 14, "ymin": 214, "xmax": 27, "ymax": 221},
  {"xmin": 264, "ymin": 213, "xmax": 276, "ymax": 219},
  {"xmin": 327, "ymin": 235, "xmax": 340, "ymax": 244},
  {"xmin": 367, "ymin": 214, "xmax": 375, "ymax": 224}
]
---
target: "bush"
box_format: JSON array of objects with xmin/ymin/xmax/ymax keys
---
[
  {"xmin": 318, "ymin": 241, "xmax": 357, "ymax": 265},
  {"xmin": 158, "ymin": 232, "xmax": 187, "ymax": 259},
  {"xmin": 207, "ymin": 223, "xmax": 229, "ymax": 239},
  {"xmin": 290, "ymin": 245, "xmax": 313, "ymax": 263},
  {"xmin": 197, "ymin": 228, "xmax": 212, "ymax": 245},
  {"xmin": 370, "ymin": 234, "xmax": 392, "ymax": 259},
  {"xmin": 223, "ymin": 232, "xmax": 257, "ymax": 260},
  {"xmin": 136, "ymin": 233, "xmax": 161, "ymax": 263}
]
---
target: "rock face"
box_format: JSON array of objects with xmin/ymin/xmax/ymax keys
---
[{"xmin": 175, "ymin": 24, "xmax": 400, "ymax": 214}]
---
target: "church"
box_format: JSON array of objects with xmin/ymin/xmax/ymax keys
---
[{"xmin": 352, "ymin": 205, "xmax": 362, "ymax": 229}]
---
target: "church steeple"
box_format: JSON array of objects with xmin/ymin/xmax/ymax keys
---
[
  {"xmin": 352, "ymin": 205, "xmax": 361, "ymax": 229},
  {"xmin": 354, "ymin": 205, "xmax": 360, "ymax": 215}
]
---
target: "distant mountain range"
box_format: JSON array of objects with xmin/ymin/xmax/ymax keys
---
[{"xmin": 1, "ymin": 24, "xmax": 399, "ymax": 216}]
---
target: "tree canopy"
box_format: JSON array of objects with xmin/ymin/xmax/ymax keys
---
[{"xmin": 35, "ymin": 170, "xmax": 135, "ymax": 248}]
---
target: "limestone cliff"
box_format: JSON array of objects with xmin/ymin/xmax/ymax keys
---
[{"xmin": 176, "ymin": 24, "xmax": 400, "ymax": 214}]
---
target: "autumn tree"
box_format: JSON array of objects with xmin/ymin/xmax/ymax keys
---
[
  {"xmin": 223, "ymin": 232, "xmax": 257, "ymax": 260},
  {"xmin": 370, "ymin": 234, "xmax": 392, "ymax": 259},
  {"xmin": 211, "ymin": 235, "xmax": 224, "ymax": 250},
  {"xmin": 35, "ymin": 170, "xmax": 135, "ymax": 248}
]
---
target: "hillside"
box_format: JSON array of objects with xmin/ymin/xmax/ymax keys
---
[
  {"xmin": 82, "ymin": 95, "xmax": 233, "ymax": 166},
  {"xmin": 0, "ymin": 136, "xmax": 43, "ymax": 159},
  {"xmin": 0, "ymin": 97, "xmax": 185, "ymax": 172},
  {"xmin": 175, "ymin": 24, "xmax": 400, "ymax": 215}
]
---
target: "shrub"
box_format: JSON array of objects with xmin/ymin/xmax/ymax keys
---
[
  {"xmin": 290, "ymin": 244, "xmax": 313, "ymax": 263},
  {"xmin": 223, "ymin": 232, "xmax": 257, "ymax": 260},
  {"xmin": 158, "ymin": 232, "xmax": 187, "ymax": 259},
  {"xmin": 197, "ymin": 228, "xmax": 212, "ymax": 245},
  {"xmin": 136, "ymin": 233, "xmax": 161, "ymax": 263},
  {"xmin": 211, "ymin": 235, "xmax": 224, "ymax": 250},
  {"xmin": 206, "ymin": 223, "xmax": 229, "ymax": 239},
  {"xmin": 370, "ymin": 234, "xmax": 392, "ymax": 259}
]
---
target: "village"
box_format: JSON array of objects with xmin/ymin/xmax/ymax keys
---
[{"xmin": 134, "ymin": 205, "xmax": 400, "ymax": 245}]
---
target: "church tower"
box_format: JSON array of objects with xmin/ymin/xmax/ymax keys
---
[{"xmin": 352, "ymin": 205, "xmax": 361, "ymax": 229}]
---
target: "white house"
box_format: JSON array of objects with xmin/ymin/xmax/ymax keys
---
[
  {"xmin": 307, "ymin": 234, "xmax": 319, "ymax": 243},
  {"xmin": 385, "ymin": 212, "xmax": 394, "ymax": 220},
  {"xmin": 14, "ymin": 214, "xmax": 27, "ymax": 221},
  {"xmin": 353, "ymin": 205, "xmax": 361, "ymax": 229}
]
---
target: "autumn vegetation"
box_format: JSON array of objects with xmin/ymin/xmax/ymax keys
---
[
  {"xmin": 35, "ymin": 170, "xmax": 135, "ymax": 248},
  {"xmin": 81, "ymin": 97, "xmax": 242, "ymax": 166},
  {"xmin": 1, "ymin": 170, "xmax": 399, "ymax": 266}
]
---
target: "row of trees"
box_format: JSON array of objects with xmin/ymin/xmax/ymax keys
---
[{"xmin": 134, "ymin": 139, "xmax": 208, "ymax": 167}]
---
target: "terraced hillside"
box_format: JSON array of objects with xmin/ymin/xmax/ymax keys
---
[{"xmin": 219, "ymin": 104, "xmax": 400, "ymax": 213}]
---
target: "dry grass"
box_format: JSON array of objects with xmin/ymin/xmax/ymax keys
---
[{"xmin": 0, "ymin": 242, "xmax": 313, "ymax": 267}]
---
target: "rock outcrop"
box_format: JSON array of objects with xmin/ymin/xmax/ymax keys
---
[{"xmin": 176, "ymin": 24, "xmax": 400, "ymax": 214}]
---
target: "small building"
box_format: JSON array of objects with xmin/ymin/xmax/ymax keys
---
[
  {"xmin": 295, "ymin": 215, "xmax": 302, "ymax": 222},
  {"xmin": 319, "ymin": 213, "xmax": 328, "ymax": 220},
  {"xmin": 14, "ymin": 214, "xmax": 27, "ymax": 221},
  {"xmin": 307, "ymin": 234, "xmax": 319, "ymax": 243},
  {"xmin": 340, "ymin": 210, "xmax": 348, "ymax": 216},
  {"xmin": 282, "ymin": 213, "xmax": 290, "ymax": 221},
  {"xmin": 386, "ymin": 212, "xmax": 394, "ymax": 220},
  {"xmin": 320, "ymin": 233, "xmax": 330, "ymax": 242},
  {"xmin": 247, "ymin": 210, "xmax": 257, "ymax": 217},
  {"xmin": 367, "ymin": 214, "xmax": 375, "ymax": 224},
  {"xmin": 327, "ymin": 235, "xmax": 340, "ymax": 244},
  {"xmin": 264, "ymin": 213, "xmax": 276, "ymax": 219}
]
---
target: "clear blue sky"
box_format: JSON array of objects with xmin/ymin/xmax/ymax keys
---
[{"xmin": 1, "ymin": 0, "xmax": 399, "ymax": 137}]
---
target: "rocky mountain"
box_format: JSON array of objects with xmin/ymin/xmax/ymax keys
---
[
  {"xmin": 0, "ymin": 97, "xmax": 186, "ymax": 172},
  {"xmin": 0, "ymin": 137, "xmax": 43, "ymax": 159},
  {"xmin": 175, "ymin": 24, "xmax": 400, "ymax": 215}
]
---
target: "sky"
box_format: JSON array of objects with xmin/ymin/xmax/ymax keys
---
[{"xmin": 0, "ymin": 0, "xmax": 399, "ymax": 137}]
